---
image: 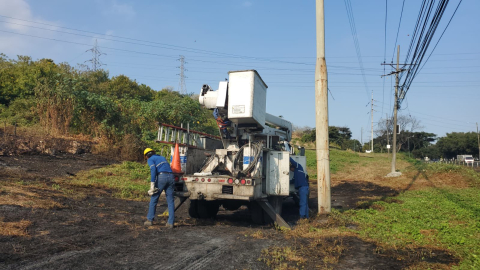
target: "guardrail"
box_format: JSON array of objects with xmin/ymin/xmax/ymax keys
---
[{"xmin": 426, "ymin": 160, "xmax": 480, "ymax": 168}]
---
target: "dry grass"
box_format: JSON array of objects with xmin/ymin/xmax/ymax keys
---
[
  {"xmin": 331, "ymin": 154, "xmax": 472, "ymax": 192},
  {"xmin": 250, "ymin": 230, "xmax": 268, "ymax": 239},
  {"xmin": 0, "ymin": 218, "xmax": 32, "ymax": 237},
  {"xmin": 0, "ymin": 185, "xmax": 64, "ymax": 209},
  {"xmin": 260, "ymin": 246, "xmax": 306, "ymax": 270}
]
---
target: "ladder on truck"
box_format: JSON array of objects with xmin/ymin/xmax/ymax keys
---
[{"xmin": 156, "ymin": 123, "xmax": 221, "ymax": 148}]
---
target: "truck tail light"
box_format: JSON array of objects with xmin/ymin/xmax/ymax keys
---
[
  {"xmin": 227, "ymin": 178, "xmax": 233, "ymax": 184},
  {"xmin": 195, "ymin": 178, "xmax": 199, "ymax": 182},
  {"xmin": 240, "ymin": 179, "xmax": 246, "ymax": 185},
  {"xmin": 207, "ymin": 178, "xmax": 211, "ymax": 182},
  {"xmin": 201, "ymin": 178, "xmax": 205, "ymax": 182},
  {"xmin": 219, "ymin": 179, "xmax": 225, "ymax": 183},
  {"xmin": 246, "ymin": 180, "xmax": 251, "ymax": 185},
  {"xmin": 174, "ymin": 176, "xmax": 179, "ymax": 182},
  {"xmin": 181, "ymin": 177, "xmax": 187, "ymax": 181}
]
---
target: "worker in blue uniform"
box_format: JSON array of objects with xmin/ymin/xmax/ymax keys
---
[
  {"xmin": 144, "ymin": 148, "xmax": 175, "ymax": 229},
  {"xmin": 213, "ymin": 108, "xmax": 231, "ymax": 139},
  {"xmin": 290, "ymin": 157, "xmax": 309, "ymax": 219}
]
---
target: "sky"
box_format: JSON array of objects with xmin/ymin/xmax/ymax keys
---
[{"xmin": 0, "ymin": 0, "xmax": 478, "ymax": 144}]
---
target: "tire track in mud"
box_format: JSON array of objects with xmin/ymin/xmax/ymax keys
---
[
  {"xmin": 14, "ymin": 247, "xmax": 103, "ymax": 270},
  {"xmin": 161, "ymin": 238, "xmax": 230, "ymax": 270}
]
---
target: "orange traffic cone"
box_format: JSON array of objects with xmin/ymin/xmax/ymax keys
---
[{"xmin": 171, "ymin": 143, "xmax": 183, "ymax": 173}]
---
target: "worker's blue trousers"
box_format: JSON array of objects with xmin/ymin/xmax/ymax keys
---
[
  {"xmin": 147, "ymin": 174, "xmax": 175, "ymax": 225},
  {"xmin": 298, "ymin": 186, "xmax": 309, "ymax": 219}
]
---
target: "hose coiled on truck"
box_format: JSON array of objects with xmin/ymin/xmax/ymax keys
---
[{"xmin": 232, "ymin": 141, "xmax": 263, "ymax": 178}]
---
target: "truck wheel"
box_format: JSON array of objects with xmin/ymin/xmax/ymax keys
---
[
  {"xmin": 208, "ymin": 201, "xmax": 220, "ymax": 218},
  {"xmin": 197, "ymin": 200, "xmax": 219, "ymax": 219},
  {"xmin": 292, "ymin": 193, "xmax": 300, "ymax": 207},
  {"xmin": 249, "ymin": 202, "xmax": 265, "ymax": 224},
  {"xmin": 188, "ymin": 199, "xmax": 199, "ymax": 218}
]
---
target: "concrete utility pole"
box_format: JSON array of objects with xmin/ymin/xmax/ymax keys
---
[
  {"xmin": 381, "ymin": 46, "xmax": 409, "ymax": 177},
  {"xmin": 477, "ymin": 122, "xmax": 479, "ymax": 159},
  {"xmin": 315, "ymin": 0, "xmax": 331, "ymax": 214},
  {"xmin": 361, "ymin": 127, "xmax": 363, "ymax": 151},
  {"xmin": 371, "ymin": 91, "xmax": 374, "ymax": 152},
  {"xmin": 386, "ymin": 113, "xmax": 390, "ymax": 154},
  {"xmin": 391, "ymin": 45, "xmax": 400, "ymax": 174}
]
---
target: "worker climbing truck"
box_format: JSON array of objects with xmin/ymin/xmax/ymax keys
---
[{"xmin": 161, "ymin": 70, "xmax": 304, "ymax": 228}]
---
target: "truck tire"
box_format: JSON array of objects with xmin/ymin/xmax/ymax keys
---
[
  {"xmin": 292, "ymin": 193, "xmax": 300, "ymax": 207},
  {"xmin": 197, "ymin": 200, "xmax": 219, "ymax": 219},
  {"xmin": 249, "ymin": 201, "xmax": 265, "ymax": 224},
  {"xmin": 188, "ymin": 199, "xmax": 200, "ymax": 218}
]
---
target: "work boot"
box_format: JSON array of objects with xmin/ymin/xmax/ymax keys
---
[
  {"xmin": 165, "ymin": 223, "xmax": 174, "ymax": 229},
  {"xmin": 144, "ymin": 220, "xmax": 153, "ymax": 227}
]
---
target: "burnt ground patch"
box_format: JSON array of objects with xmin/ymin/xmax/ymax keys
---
[
  {"xmin": 0, "ymin": 191, "xmax": 276, "ymax": 270},
  {"xmin": 0, "ymin": 153, "xmax": 116, "ymax": 180},
  {"xmin": 331, "ymin": 180, "xmax": 399, "ymax": 210},
  {"xmin": 0, "ymin": 154, "xmax": 462, "ymax": 269}
]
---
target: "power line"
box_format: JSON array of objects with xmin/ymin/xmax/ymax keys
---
[
  {"xmin": 343, "ymin": 0, "xmax": 370, "ymax": 100},
  {"xmin": 416, "ymin": 0, "xmax": 464, "ymax": 75},
  {"xmin": 392, "ymin": 0, "xmax": 406, "ymax": 61},
  {"xmin": 0, "ymin": 15, "xmax": 314, "ymax": 66},
  {"xmin": 398, "ymin": 0, "xmax": 462, "ymax": 105}
]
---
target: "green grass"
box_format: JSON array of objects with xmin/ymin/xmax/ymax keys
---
[
  {"xmin": 303, "ymin": 149, "xmax": 480, "ymax": 268},
  {"xmin": 61, "ymin": 161, "xmax": 150, "ymax": 200},
  {"xmin": 344, "ymin": 187, "xmax": 480, "ymax": 269},
  {"xmin": 305, "ymin": 149, "xmax": 360, "ymax": 178},
  {"xmin": 338, "ymin": 161, "xmax": 480, "ymax": 269}
]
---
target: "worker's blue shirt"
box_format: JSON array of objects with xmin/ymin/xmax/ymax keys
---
[
  {"xmin": 290, "ymin": 158, "xmax": 309, "ymax": 189},
  {"xmin": 147, "ymin": 155, "xmax": 172, "ymax": 182}
]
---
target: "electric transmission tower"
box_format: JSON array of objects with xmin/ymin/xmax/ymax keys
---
[
  {"xmin": 85, "ymin": 39, "xmax": 106, "ymax": 71},
  {"xmin": 177, "ymin": 55, "xmax": 187, "ymax": 94}
]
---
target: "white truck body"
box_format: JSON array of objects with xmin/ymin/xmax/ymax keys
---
[
  {"xmin": 457, "ymin": 155, "xmax": 473, "ymax": 162},
  {"xmin": 171, "ymin": 70, "xmax": 302, "ymax": 226}
]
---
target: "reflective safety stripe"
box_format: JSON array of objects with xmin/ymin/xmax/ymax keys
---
[{"xmin": 156, "ymin": 161, "xmax": 167, "ymax": 167}]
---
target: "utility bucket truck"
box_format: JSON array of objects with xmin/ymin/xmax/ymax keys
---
[{"xmin": 161, "ymin": 70, "xmax": 305, "ymax": 228}]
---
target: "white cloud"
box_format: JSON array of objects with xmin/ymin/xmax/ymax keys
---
[
  {"xmin": 242, "ymin": 1, "xmax": 253, "ymax": 7},
  {"xmin": 0, "ymin": 0, "xmax": 86, "ymax": 63},
  {"xmin": 0, "ymin": 0, "xmax": 35, "ymax": 32},
  {"xmin": 0, "ymin": 0, "xmax": 64, "ymax": 55},
  {"xmin": 104, "ymin": 1, "xmax": 136, "ymax": 19}
]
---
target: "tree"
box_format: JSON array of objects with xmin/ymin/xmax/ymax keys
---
[
  {"xmin": 106, "ymin": 75, "xmax": 154, "ymax": 101},
  {"xmin": 299, "ymin": 126, "xmax": 353, "ymax": 150},
  {"xmin": 375, "ymin": 114, "xmax": 423, "ymax": 153},
  {"xmin": 436, "ymin": 132, "xmax": 478, "ymax": 159}
]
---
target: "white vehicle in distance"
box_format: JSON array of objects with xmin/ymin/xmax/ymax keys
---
[{"xmin": 465, "ymin": 156, "xmax": 474, "ymax": 165}]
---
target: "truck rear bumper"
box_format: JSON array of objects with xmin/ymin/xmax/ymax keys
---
[
  {"xmin": 212, "ymin": 194, "xmax": 253, "ymax": 201},
  {"xmin": 174, "ymin": 191, "xmax": 191, "ymax": 197},
  {"xmin": 184, "ymin": 182, "xmax": 258, "ymax": 200}
]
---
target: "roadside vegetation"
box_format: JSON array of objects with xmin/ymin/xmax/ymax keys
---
[
  {"xmin": 0, "ymin": 54, "xmax": 217, "ymax": 160},
  {"xmin": 55, "ymin": 161, "xmax": 150, "ymax": 201},
  {"xmin": 262, "ymin": 150, "xmax": 480, "ymax": 269}
]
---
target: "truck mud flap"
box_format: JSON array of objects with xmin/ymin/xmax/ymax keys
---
[
  {"xmin": 161, "ymin": 197, "xmax": 188, "ymax": 216},
  {"xmin": 258, "ymin": 200, "xmax": 291, "ymax": 229}
]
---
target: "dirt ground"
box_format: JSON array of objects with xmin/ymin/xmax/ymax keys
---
[{"xmin": 0, "ymin": 154, "xmax": 458, "ymax": 269}]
